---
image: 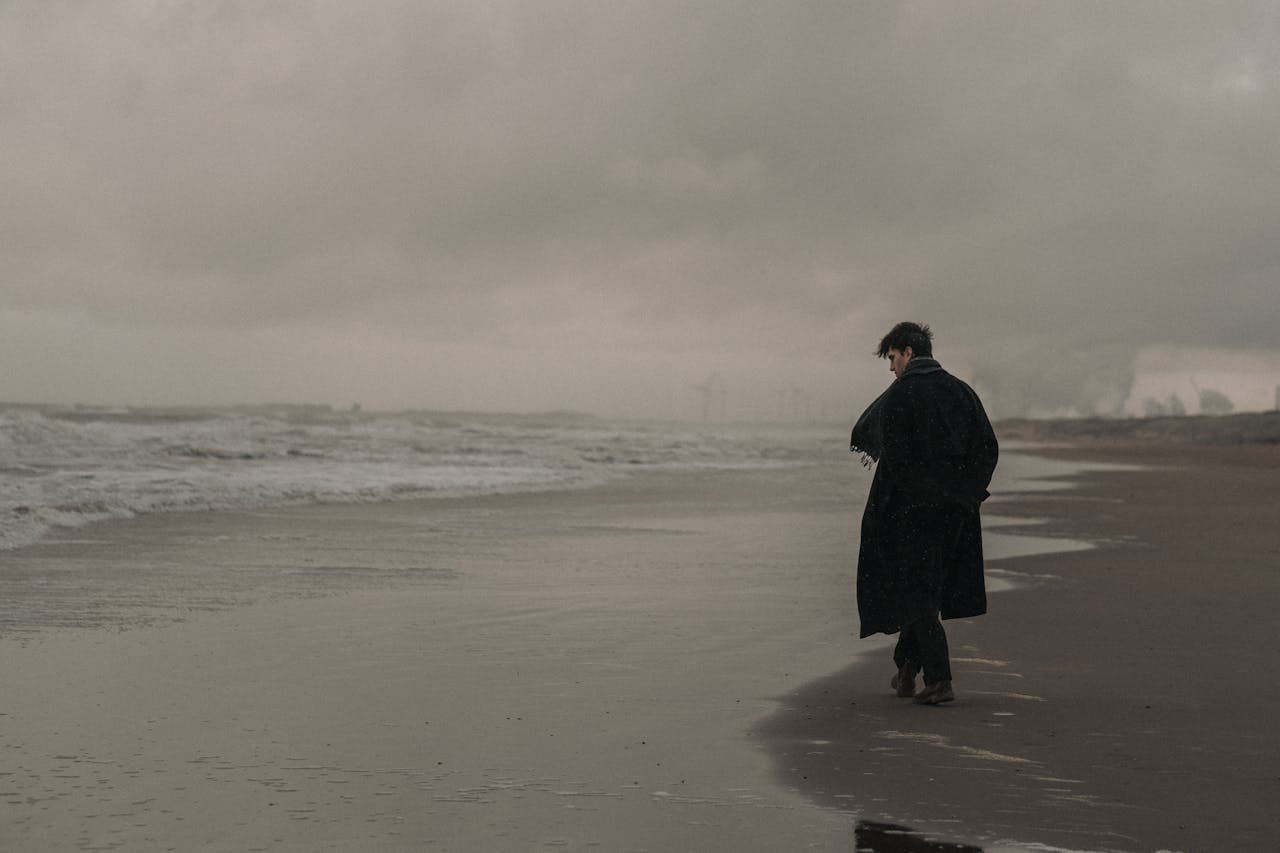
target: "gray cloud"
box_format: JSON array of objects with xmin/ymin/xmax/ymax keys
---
[{"xmin": 3, "ymin": 1, "xmax": 1279, "ymax": 418}]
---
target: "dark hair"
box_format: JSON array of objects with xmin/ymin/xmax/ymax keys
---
[{"xmin": 876, "ymin": 322, "xmax": 934, "ymax": 358}]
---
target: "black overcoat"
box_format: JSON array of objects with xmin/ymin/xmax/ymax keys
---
[{"xmin": 853, "ymin": 360, "xmax": 998, "ymax": 638}]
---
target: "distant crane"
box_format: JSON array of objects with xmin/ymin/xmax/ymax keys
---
[{"xmin": 691, "ymin": 373, "xmax": 727, "ymax": 423}]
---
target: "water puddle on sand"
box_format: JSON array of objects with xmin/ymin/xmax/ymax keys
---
[
  {"xmin": 989, "ymin": 445, "xmax": 1148, "ymax": 495},
  {"xmin": 978, "ymin": 449, "xmax": 1138, "ymax": 587},
  {"xmin": 983, "ymin": 525, "xmax": 1095, "ymax": 562}
]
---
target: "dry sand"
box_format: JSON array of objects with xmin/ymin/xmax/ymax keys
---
[{"xmin": 2, "ymin": 441, "xmax": 1277, "ymax": 851}]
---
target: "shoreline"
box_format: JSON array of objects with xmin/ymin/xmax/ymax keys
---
[{"xmin": 760, "ymin": 440, "xmax": 1280, "ymax": 852}]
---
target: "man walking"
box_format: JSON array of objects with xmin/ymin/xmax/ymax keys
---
[{"xmin": 850, "ymin": 322, "xmax": 998, "ymax": 705}]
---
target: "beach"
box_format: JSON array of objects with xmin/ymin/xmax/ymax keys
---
[
  {"xmin": 762, "ymin": 440, "xmax": 1280, "ymax": 852},
  {"xmin": 2, "ymin": 440, "xmax": 1277, "ymax": 851}
]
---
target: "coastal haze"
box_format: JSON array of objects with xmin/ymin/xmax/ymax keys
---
[
  {"xmin": 6, "ymin": 7, "xmax": 1280, "ymax": 851},
  {"xmin": 4, "ymin": 2, "xmax": 1279, "ymax": 421}
]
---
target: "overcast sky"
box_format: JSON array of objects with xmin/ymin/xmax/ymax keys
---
[{"xmin": 3, "ymin": 1, "xmax": 1278, "ymax": 420}]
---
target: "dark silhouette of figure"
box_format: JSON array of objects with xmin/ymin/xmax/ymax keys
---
[{"xmin": 850, "ymin": 322, "xmax": 998, "ymax": 704}]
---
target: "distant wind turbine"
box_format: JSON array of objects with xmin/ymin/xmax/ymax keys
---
[{"xmin": 690, "ymin": 373, "xmax": 727, "ymax": 423}]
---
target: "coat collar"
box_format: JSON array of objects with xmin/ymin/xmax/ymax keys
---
[{"xmin": 901, "ymin": 356, "xmax": 943, "ymax": 377}]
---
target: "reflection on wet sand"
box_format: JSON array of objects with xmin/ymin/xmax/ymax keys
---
[{"xmin": 856, "ymin": 821, "xmax": 983, "ymax": 852}]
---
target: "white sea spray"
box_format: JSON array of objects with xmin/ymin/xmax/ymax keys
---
[{"xmin": 0, "ymin": 405, "xmax": 832, "ymax": 550}]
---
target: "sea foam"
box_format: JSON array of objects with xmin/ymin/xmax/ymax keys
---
[{"xmin": 0, "ymin": 405, "xmax": 829, "ymax": 550}]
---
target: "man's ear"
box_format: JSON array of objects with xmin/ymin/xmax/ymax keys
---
[{"xmin": 902, "ymin": 346, "xmax": 914, "ymax": 360}]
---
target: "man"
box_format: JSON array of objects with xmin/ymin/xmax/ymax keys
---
[{"xmin": 850, "ymin": 322, "xmax": 998, "ymax": 705}]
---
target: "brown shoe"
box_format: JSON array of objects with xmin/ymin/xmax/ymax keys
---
[
  {"xmin": 913, "ymin": 680, "xmax": 955, "ymax": 705},
  {"xmin": 890, "ymin": 665, "xmax": 919, "ymax": 698}
]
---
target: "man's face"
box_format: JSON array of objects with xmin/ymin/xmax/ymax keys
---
[{"xmin": 886, "ymin": 346, "xmax": 914, "ymax": 379}]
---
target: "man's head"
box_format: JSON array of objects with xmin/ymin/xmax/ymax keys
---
[{"xmin": 876, "ymin": 322, "xmax": 933, "ymax": 379}]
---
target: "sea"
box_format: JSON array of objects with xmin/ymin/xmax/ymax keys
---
[{"xmin": 0, "ymin": 402, "xmax": 835, "ymax": 552}]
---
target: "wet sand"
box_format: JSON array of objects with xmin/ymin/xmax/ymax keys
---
[
  {"xmin": 2, "ymin": 443, "xmax": 1276, "ymax": 851},
  {"xmin": 761, "ymin": 441, "xmax": 1280, "ymax": 852},
  {"xmin": 1, "ymin": 465, "xmax": 866, "ymax": 852}
]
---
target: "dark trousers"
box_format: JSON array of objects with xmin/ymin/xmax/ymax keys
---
[{"xmin": 893, "ymin": 612, "xmax": 952, "ymax": 685}]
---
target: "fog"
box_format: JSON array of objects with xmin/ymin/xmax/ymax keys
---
[{"xmin": 3, "ymin": 2, "xmax": 1278, "ymax": 421}]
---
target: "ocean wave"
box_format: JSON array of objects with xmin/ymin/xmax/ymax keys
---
[{"xmin": 0, "ymin": 404, "xmax": 834, "ymax": 550}]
